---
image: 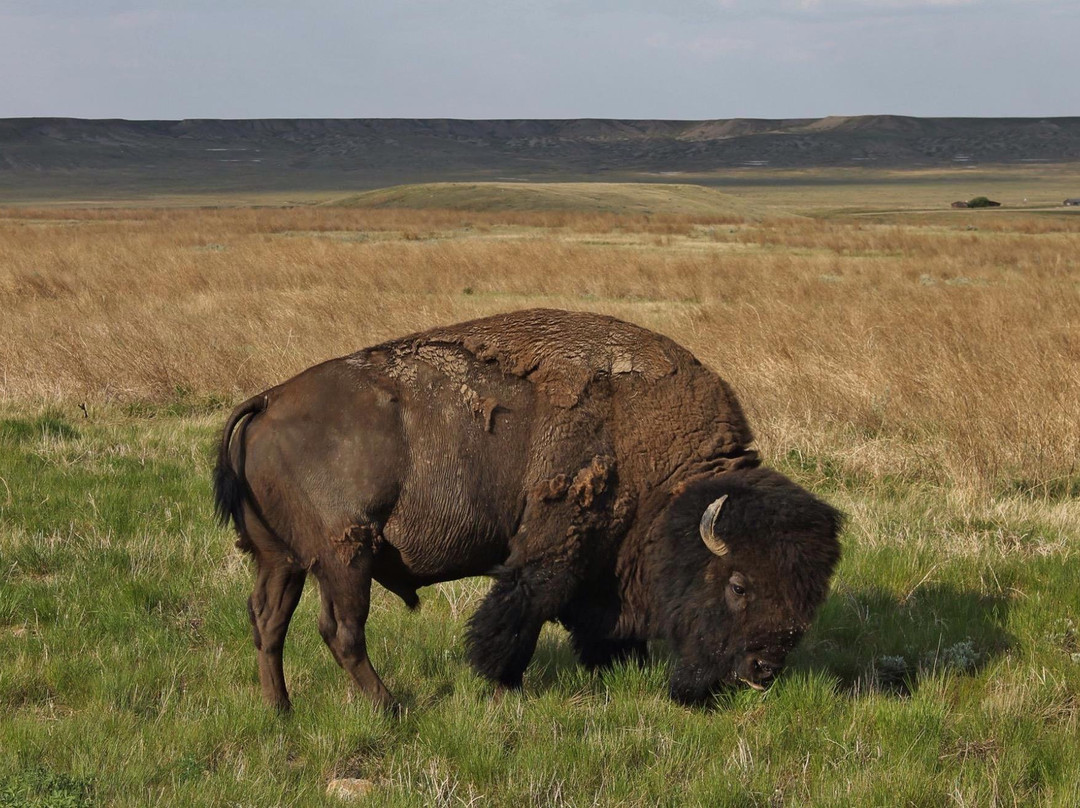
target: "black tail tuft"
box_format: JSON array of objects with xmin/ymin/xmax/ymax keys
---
[
  {"xmin": 212, "ymin": 458, "xmax": 245, "ymax": 529},
  {"xmin": 213, "ymin": 394, "xmax": 267, "ymax": 533}
]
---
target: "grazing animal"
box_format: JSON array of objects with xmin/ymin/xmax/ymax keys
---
[{"xmin": 214, "ymin": 309, "xmax": 842, "ymax": 709}]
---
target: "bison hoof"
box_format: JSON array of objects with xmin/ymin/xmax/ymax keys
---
[{"xmin": 269, "ymin": 697, "xmax": 293, "ymax": 715}]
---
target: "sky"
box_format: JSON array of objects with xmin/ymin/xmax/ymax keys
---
[{"xmin": 2, "ymin": 0, "xmax": 1077, "ymax": 120}]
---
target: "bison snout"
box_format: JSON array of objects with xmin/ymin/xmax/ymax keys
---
[{"xmin": 739, "ymin": 656, "xmax": 782, "ymax": 691}]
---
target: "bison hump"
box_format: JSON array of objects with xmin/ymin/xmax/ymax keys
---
[{"xmin": 392, "ymin": 309, "xmax": 680, "ymax": 408}]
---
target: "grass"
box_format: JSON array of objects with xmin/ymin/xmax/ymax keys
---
[
  {"xmin": 665, "ymin": 164, "xmax": 1080, "ymax": 216},
  {"xmin": 1, "ymin": 408, "xmax": 1077, "ymax": 806},
  {"xmin": 329, "ymin": 182, "xmax": 772, "ymax": 219},
  {"xmin": 1, "ymin": 177, "xmax": 1079, "ymax": 805},
  {"xmin": 2, "ymin": 196, "xmax": 1077, "ymax": 490}
]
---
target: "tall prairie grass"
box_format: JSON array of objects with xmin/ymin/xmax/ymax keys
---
[{"xmin": 1, "ymin": 206, "xmax": 1077, "ymax": 493}]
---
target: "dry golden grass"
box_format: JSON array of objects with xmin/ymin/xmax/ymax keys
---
[{"xmin": 2, "ymin": 204, "xmax": 1077, "ymax": 493}]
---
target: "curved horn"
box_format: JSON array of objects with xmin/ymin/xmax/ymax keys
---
[{"xmin": 699, "ymin": 494, "xmax": 729, "ymax": 556}]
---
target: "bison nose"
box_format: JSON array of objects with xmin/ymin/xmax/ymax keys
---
[{"xmin": 749, "ymin": 657, "xmax": 780, "ymax": 688}]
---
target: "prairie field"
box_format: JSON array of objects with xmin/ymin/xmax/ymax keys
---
[{"xmin": 1, "ymin": 178, "xmax": 1079, "ymax": 806}]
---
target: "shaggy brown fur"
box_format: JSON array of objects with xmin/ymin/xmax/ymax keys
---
[{"xmin": 214, "ymin": 309, "xmax": 841, "ymax": 710}]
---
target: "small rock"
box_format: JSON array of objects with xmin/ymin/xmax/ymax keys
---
[{"xmin": 327, "ymin": 778, "xmax": 377, "ymax": 800}]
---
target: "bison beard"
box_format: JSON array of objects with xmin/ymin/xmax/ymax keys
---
[{"xmin": 213, "ymin": 309, "xmax": 842, "ymax": 710}]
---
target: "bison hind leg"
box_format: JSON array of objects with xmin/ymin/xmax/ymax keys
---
[
  {"xmin": 248, "ymin": 553, "xmax": 307, "ymax": 712},
  {"xmin": 465, "ymin": 567, "xmax": 545, "ymax": 689},
  {"xmin": 314, "ymin": 551, "xmax": 396, "ymax": 711}
]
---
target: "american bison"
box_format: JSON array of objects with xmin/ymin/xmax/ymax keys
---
[{"xmin": 214, "ymin": 309, "xmax": 842, "ymax": 709}]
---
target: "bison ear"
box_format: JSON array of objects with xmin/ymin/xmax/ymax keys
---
[{"xmin": 699, "ymin": 494, "xmax": 729, "ymax": 557}]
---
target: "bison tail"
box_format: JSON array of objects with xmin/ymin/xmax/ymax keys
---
[{"xmin": 213, "ymin": 393, "xmax": 267, "ymax": 532}]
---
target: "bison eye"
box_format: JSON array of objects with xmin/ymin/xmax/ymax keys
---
[{"xmin": 730, "ymin": 582, "xmax": 746, "ymax": 597}]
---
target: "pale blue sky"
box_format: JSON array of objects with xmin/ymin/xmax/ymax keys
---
[{"xmin": 2, "ymin": 0, "xmax": 1076, "ymax": 119}]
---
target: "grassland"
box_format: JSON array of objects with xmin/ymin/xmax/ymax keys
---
[
  {"xmin": 653, "ymin": 164, "xmax": 1080, "ymax": 216},
  {"xmin": 1, "ymin": 176, "xmax": 1079, "ymax": 806},
  {"xmin": 329, "ymin": 182, "xmax": 773, "ymax": 218}
]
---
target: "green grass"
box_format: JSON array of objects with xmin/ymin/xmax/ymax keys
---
[
  {"xmin": 328, "ymin": 182, "xmax": 771, "ymax": 219},
  {"xmin": 1, "ymin": 406, "xmax": 1078, "ymax": 806}
]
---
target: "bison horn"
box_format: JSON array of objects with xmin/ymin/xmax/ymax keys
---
[{"xmin": 699, "ymin": 494, "xmax": 729, "ymax": 556}]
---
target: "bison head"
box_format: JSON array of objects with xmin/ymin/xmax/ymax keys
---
[{"xmin": 656, "ymin": 467, "xmax": 842, "ymax": 705}]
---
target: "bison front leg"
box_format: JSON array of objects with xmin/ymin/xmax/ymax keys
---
[
  {"xmin": 562, "ymin": 604, "xmax": 647, "ymax": 671},
  {"xmin": 466, "ymin": 454, "xmax": 618, "ymax": 692},
  {"xmin": 314, "ymin": 539, "xmax": 394, "ymax": 710},
  {"xmin": 248, "ymin": 553, "xmax": 307, "ymax": 712},
  {"xmin": 465, "ymin": 566, "xmax": 554, "ymax": 690}
]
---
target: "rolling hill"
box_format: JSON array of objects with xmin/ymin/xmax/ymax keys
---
[
  {"xmin": 2, "ymin": 115, "xmax": 1079, "ymax": 200},
  {"xmin": 328, "ymin": 182, "xmax": 771, "ymax": 218}
]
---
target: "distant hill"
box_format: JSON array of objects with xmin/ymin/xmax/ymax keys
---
[
  {"xmin": 329, "ymin": 182, "xmax": 771, "ymax": 218},
  {"xmin": 2, "ymin": 116, "xmax": 1079, "ymax": 199}
]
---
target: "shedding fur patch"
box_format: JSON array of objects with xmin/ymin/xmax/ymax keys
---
[
  {"xmin": 333, "ymin": 523, "xmax": 378, "ymax": 566},
  {"xmin": 533, "ymin": 473, "xmax": 570, "ymax": 502},
  {"xmin": 459, "ymin": 383, "xmax": 502, "ymax": 433},
  {"xmin": 570, "ymin": 455, "xmax": 615, "ymax": 509},
  {"xmin": 406, "ymin": 309, "xmax": 678, "ymax": 408},
  {"xmin": 475, "ymin": 396, "xmax": 501, "ymax": 433}
]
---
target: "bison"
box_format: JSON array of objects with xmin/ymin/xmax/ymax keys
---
[{"xmin": 214, "ymin": 309, "xmax": 842, "ymax": 709}]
